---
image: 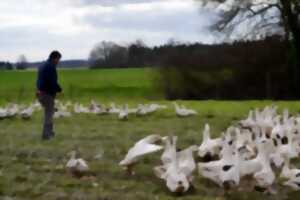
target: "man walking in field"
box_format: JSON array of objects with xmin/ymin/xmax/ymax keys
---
[{"xmin": 36, "ymin": 51, "xmax": 62, "ymax": 140}]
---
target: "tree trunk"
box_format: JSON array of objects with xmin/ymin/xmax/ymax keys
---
[{"xmin": 280, "ymin": 0, "xmax": 300, "ymax": 98}]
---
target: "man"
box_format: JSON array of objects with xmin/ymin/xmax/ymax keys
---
[{"xmin": 36, "ymin": 51, "xmax": 62, "ymax": 140}]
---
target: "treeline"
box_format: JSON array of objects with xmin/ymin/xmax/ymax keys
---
[
  {"xmin": 0, "ymin": 55, "xmax": 29, "ymax": 70},
  {"xmin": 90, "ymin": 36, "xmax": 291, "ymax": 99},
  {"xmin": 158, "ymin": 36, "xmax": 291, "ymax": 100},
  {"xmin": 0, "ymin": 62, "xmax": 13, "ymax": 70}
]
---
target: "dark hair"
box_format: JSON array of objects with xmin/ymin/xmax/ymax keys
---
[{"xmin": 49, "ymin": 51, "xmax": 62, "ymax": 60}]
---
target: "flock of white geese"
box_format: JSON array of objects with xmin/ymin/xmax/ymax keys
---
[
  {"xmin": 0, "ymin": 100, "xmax": 197, "ymax": 120},
  {"xmin": 119, "ymin": 106, "xmax": 300, "ymax": 195},
  {"xmin": 2, "ymin": 101, "xmax": 300, "ymax": 195}
]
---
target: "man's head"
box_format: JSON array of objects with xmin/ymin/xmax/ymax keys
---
[{"xmin": 48, "ymin": 51, "xmax": 62, "ymax": 65}]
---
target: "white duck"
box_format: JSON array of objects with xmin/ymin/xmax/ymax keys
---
[
  {"xmin": 174, "ymin": 103, "xmax": 197, "ymax": 117},
  {"xmin": 66, "ymin": 151, "xmax": 89, "ymax": 178},
  {"xmin": 198, "ymin": 124, "xmax": 222, "ymax": 159},
  {"xmin": 120, "ymin": 135, "xmax": 164, "ymax": 175}
]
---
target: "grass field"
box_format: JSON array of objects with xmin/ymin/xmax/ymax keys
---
[
  {"xmin": 0, "ymin": 68, "xmax": 161, "ymax": 104},
  {"xmin": 1, "ymin": 68, "xmax": 300, "ymax": 200}
]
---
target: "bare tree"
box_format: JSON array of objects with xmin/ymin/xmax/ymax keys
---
[
  {"xmin": 197, "ymin": 0, "xmax": 299, "ymax": 50},
  {"xmin": 89, "ymin": 41, "xmax": 128, "ymax": 68},
  {"xmin": 16, "ymin": 54, "xmax": 29, "ymax": 70},
  {"xmin": 196, "ymin": 0, "xmax": 300, "ymax": 96}
]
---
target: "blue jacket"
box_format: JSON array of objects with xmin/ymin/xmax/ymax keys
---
[{"xmin": 36, "ymin": 60, "xmax": 62, "ymax": 96}]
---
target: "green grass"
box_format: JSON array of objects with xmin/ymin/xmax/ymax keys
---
[
  {"xmin": 0, "ymin": 101, "xmax": 300, "ymax": 200},
  {"xmin": 0, "ymin": 68, "xmax": 161, "ymax": 104},
  {"xmin": 1, "ymin": 69, "xmax": 300, "ymax": 199}
]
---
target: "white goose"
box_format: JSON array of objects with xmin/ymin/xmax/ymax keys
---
[
  {"xmin": 177, "ymin": 145, "xmax": 198, "ymax": 182},
  {"xmin": 282, "ymin": 177, "xmax": 300, "ymax": 191},
  {"xmin": 74, "ymin": 103, "xmax": 90, "ymax": 114},
  {"xmin": 20, "ymin": 106, "xmax": 34, "ymax": 120},
  {"xmin": 198, "ymin": 135, "xmax": 236, "ymax": 187},
  {"xmin": 54, "ymin": 110, "xmax": 72, "ymax": 118},
  {"xmin": 235, "ymin": 128, "xmax": 256, "ymax": 160},
  {"xmin": 0, "ymin": 108, "xmax": 8, "ymax": 119},
  {"xmin": 149, "ymin": 103, "xmax": 167, "ymax": 110},
  {"xmin": 220, "ymin": 149, "xmax": 241, "ymax": 189},
  {"xmin": 155, "ymin": 138, "xmax": 197, "ymax": 184},
  {"xmin": 271, "ymin": 129, "xmax": 299, "ymax": 168},
  {"xmin": 136, "ymin": 104, "xmax": 151, "ymax": 116},
  {"xmin": 54, "ymin": 102, "xmax": 72, "ymax": 118},
  {"xmin": 253, "ymin": 140, "xmax": 276, "ymax": 191},
  {"xmin": 31, "ymin": 100, "xmax": 42, "ymax": 111},
  {"xmin": 198, "ymin": 124, "xmax": 222, "ymax": 159},
  {"xmin": 161, "ymin": 136, "xmax": 176, "ymax": 165},
  {"xmin": 118, "ymin": 105, "xmax": 129, "ymax": 120},
  {"xmin": 163, "ymin": 142, "xmax": 190, "ymax": 194},
  {"xmin": 6, "ymin": 104, "xmax": 19, "ymax": 118},
  {"xmin": 153, "ymin": 136, "xmax": 176, "ymax": 179},
  {"xmin": 66, "ymin": 151, "xmax": 89, "ymax": 178},
  {"xmin": 238, "ymin": 140, "xmax": 267, "ymax": 177},
  {"xmin": 120, "ymin": 135, "xmax": 164, "ymax": 175},
  {"xmin": 280, "ymin": 157, "xmax": 300, "ymax": 180},
  {"xmin": 108, "ymin": 103, "xmax": 121, "ymax": 114},
  {"xmin": 174, "ymin": 103, "xmax": 197, "ymax": 117},
  {"xmin": 239, "ymin": 110, "xmax": 255, "ymax": 129},
  {"xmin": 89, "ymin": 100, "xmax": 106, "ymax": 115}
]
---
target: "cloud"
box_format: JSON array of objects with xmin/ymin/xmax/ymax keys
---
[
  {"xmin": 76, "ymin": 0, "xmax": 174, "ymax": 7},
  {"xmin": 0, "ymin": 0, "xmax": 218, "ymax": 62}
]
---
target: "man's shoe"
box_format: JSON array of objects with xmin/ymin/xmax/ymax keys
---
[
  {"xmin": 51, "ymin": 132, "xmax": 56, "ymax": 138},
  {"xmin": 42, "ymin": 134, "xmax": 52, "ymax": 140}
]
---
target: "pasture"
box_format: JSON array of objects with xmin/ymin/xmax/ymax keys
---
[
  {"xmin": 0, "ymin": 68, "xmax": 160, "ymax": 104},
  {"xmin": 1, "ymin": 68, "xmax": 300, "ymax": 200}
]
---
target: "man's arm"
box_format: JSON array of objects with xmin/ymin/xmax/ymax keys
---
[
  {"xmin": 54, "ymin": 68, "xmax": 62, "ymax": 93},
  {"xmin": 44, "ymin": 66, "xmax": 62, "ymax": 95}
]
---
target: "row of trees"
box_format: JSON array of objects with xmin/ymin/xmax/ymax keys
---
[
  {"xmin": 89, "ymin": 36, "xmax": 290, "ymax": 99},
  {"xmin": 195, "ymin": 0, "xmax": 300, "ymax": 98},
  {"xmin": 0, "ymin": 62, "xmax": 13, "ymax": 70},
  {"xmin": 0, "ymin": 55, "xmax": 29, "ymax": 70},
  {"xmin": 89, "ymin": 40, "xmax": 150, "ymax": 68},
  {"xmin": 159, "ymin": 36, "xmax": 290, "ymax": 99}
]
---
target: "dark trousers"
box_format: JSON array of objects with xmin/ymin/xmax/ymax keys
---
[{"xmin": 38, "ymin": 93, "xmax": 55, "ymax": 139}]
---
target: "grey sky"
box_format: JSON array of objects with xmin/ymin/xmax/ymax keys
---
[{"xmin": 0, "ymin": 0, "xmax": 218, "ymax": 62}]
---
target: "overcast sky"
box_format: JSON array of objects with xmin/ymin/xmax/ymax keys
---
[{"xmin": 0, "ymin": 0, "xmax": 218, "ymax": 62}]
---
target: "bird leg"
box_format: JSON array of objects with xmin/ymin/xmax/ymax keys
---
[{"xmin": 125, "ymin": 164, "xmax": 136, "ymax": 176}]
